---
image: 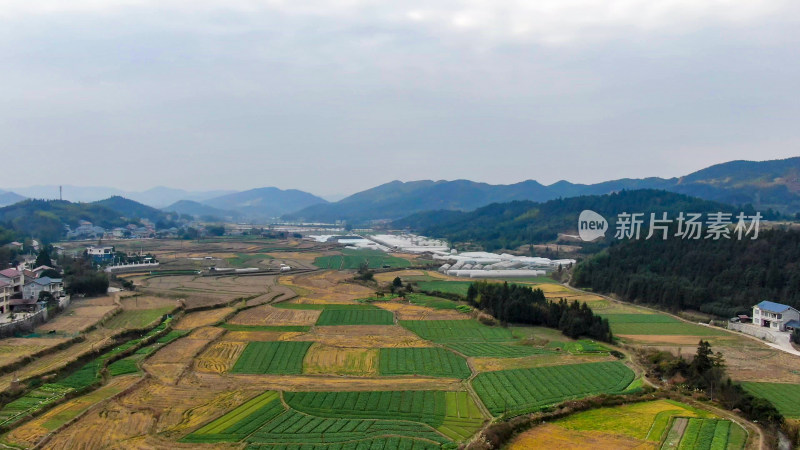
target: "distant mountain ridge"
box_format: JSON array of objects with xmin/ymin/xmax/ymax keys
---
[
  {"xmin": 5, "ymin": 185, "xmax": 236, "ymax": 208},
  {"xmin": 0, "ymin": 190, "xmax": 26, "ymax": 207},
  {"xmin": 202, "ymin": 187, "xmax": 328, "ymax": 220},
  {"xmin": 163, "ymin": 200, "xmax": 239, "ymax": 220},
  {"xmin": 287, "ymin": 157, "xmax": 800, "ymax": 221}
]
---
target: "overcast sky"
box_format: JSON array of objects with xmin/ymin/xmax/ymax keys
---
[{"xmin": 1, "ymin": 0, "xmax": 799, "ymax": 196}]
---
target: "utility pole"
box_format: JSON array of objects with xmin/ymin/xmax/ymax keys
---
[{"xmin": 59, "ymin": 186, "xmax": 62, "ymax": 201}]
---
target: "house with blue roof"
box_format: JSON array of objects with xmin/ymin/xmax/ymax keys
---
[{"xmin": 753, "ymin": 301, "xmax": 800, "ymax": 332}]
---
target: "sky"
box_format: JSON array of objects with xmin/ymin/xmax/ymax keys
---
[{"xmin": 1, "ymin": 0, "xmax": 799, "ymax": 197}]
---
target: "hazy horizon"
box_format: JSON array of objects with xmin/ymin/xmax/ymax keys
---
[{"xmin": 2, "ymin": 1, "xmax": 799, "ymax": 195}]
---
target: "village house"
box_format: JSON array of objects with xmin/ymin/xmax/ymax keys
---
[
  {"xmin": 22, "ymin": 277, "xmax": 64, "ymax": 301},
  {"xmin": 0, "ymin": 268, "xmax": 24, "ymax": 296},
  {"xmin": 752, "ymin": 301, "xmax": 800, "ymax": 332},
  {"xmin": 0, "ymin": 280, "xmax": 10, "ymax": 314},
  {"xmin": 87, "ymin": 246, "xmax": 115, "ymax": 262}
]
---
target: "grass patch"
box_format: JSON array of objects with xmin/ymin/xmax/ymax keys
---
[
  {"xmin": 416, "ymin": 281, "xmax": 472, "ymax": 297},
  {"xmin": 406, "ymin": 293, "xmax": 463, "ymax": 311}
]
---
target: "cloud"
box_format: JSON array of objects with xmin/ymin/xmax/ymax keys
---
[{"xmin": 0, "ymin": 0, "xmax": 790, "ymax": 45}]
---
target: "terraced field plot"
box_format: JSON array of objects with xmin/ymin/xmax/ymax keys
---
[
  {"xmin": 303, "ymin": 344, "xmax": 378, "ymax": 376},
  {"xmin": 231, "ymin": 341, "xmax": 312, "ymax": 374},
  {"xmin": 375, "ymin": 299, "xmax": 468, "ymax": 320},
  {"xmin": 447, "ymin": 342, "xmax": 554, "ymax": 358},
  {"xmin": 184, "ymin": 391, "xmax": 284, "ymax": 443},
  {"xmin": 228, "ymin": 304, "xmax": 321, "ymax": 327},
  {"xmin": 316, "ymin": 309, "xmax": 395, "ymax": 326},
  {"xmin": 196, "ymin": 340, "xmax": 248, "ymax": 373},
  {"xmin": 313, "ymin": 248, "xmax": 412, "ymax": 270},
  {"xmin": 416, "ymin": 281, "xmax": 472, "ymax": 297},
  {"xmin": 378, "ymin": 348, "xmax": 471, "ymax": 379},
  {"xmin": 663, "ymin": 417, "xmax": 747, "ymax": 450},
  {"xmin": 472, "ymin": 361, "xmax": 635, "ymax": 416},
  {"xmin": 507, "ymin": 399, "xmax": 730, "ymax": 450},
  {"xmin": 741, "ymin": 381, "xmax": 800, "ymax": 417},
  {"xmin": 400, "ymin": 320, "xmax": 514, "ymax": 343}
]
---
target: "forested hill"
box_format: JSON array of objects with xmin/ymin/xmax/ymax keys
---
[
  {"xmin": 572, "ymin": 228, "xmax": 800, "ymax": 317},
  {"xmin": 394, "ymin": 189, "xmax": 759, "ymax": 252},
  {"xmin": 0, "ymin": 198, "xmax": 168, "ymax": 243}
]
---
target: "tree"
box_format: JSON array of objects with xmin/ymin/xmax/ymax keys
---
[
  {"xmin": 392, "ymin": 277, "xmax": 403, "ymax": 288},
  {"xmin": 38, "ymin": 291, "xmax": 58, "ymax": 308},
  {"xmin": 35, "ymin": 246, "xmax": 53, "ymax": 267}
]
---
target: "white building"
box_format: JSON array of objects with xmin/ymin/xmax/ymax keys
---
[{"xmin": 752, "ymin": 301, "xmax": 800, "ymax": 332}]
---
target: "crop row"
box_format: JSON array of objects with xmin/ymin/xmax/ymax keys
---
[
  {"xmin": 245, "ymin": 436, "xmax": 441, "ymax": 449},
  {"xmin": 247, "ymin": 410, "xmax": 447, "ymax": 445},
  {"xmin": 677, "ymin": 418, "xmax": 738, "ymax": 450},
  {"xmin": 378, "ymin": 347, "xmax": 471, "ymax": 379},
  {"xmin": 316, "ymin": 309, "xmax": 394, "ymax": 326},
  {"xmin": 400, "ymin": 320, "xmax": 513, "ymax": 343},
  {"xmin": 185, "ymin": 391, "xmax": 284, "ymax": 442},
  {"xmin": 284, "ymin": 391, "xmax": 447, "ymax": 426},
  {"xmin": 232, "ymin": 342, "xmax": 312, "ymax": 374},
  {"xmin": 472, "ymin": 361, "xmax": 635, "ymax": 416},
  {"xmin": 447, "ymin": 342, "xmax": 552, "ymax": 358}
]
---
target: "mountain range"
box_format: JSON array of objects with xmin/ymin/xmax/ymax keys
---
[
  {"xmin": 288, "ymin": 157, "xmax": 800, "ymax": 221},
  {"xmin": 2, "ymin": 157, "xmax": 799, "ymax": 222}
]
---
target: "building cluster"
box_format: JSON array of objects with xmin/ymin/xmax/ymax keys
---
[
  {"xmin": 0, "ymin": 266, "xmax": 64, "ymax": 314},
  {"xmin": 66, "ymin": 219, "xmax": 158, "ymax": 240}
]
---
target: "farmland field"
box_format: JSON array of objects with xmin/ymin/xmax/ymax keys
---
[
  {"xmin": 472, "ymin": 361, "xmax": 635, "ymax": 416},
  {"xmin": 400, "ymin": 319, "xmax": 514, "ymax": 343},
  {"xmin": 741, "ymin": 381, "xmax": 800, "ymax": 417},
  {"xmin": 231, "ymin": 341, "xmax": 312, "ymax": 374},
  {"xmin": 378, "ymin": 348, "xmax": 471, "ymax": 379},
  {"xmin": 183, "ymin": 391, "xmax": 284, "ymax": 442},
  {"xmin": 313, "ymin": 248, "xmax": 412, "ymax": 270},
  {"xmin": 303, "ymin": 344, "xmax": 378, "ymax": 376},
  {"xmin": 416, "ymin": 281, "xmax": 472, "ymax": 297},
  {"xmin": 447, "ymin": 342, "xmax": 553, "ymax": 358},
  {"xmin": 316, "ymin": 309, "xmax": 394, "ymax": 326},
  {"xmin": 103, "ymin": 306, "xmax": 175, "ymax": 330}
]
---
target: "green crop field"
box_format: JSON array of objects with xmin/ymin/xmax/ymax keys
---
[
  {"xmin": 378, "ymin": 348, "xmax": 471, "ymax": 379},
  {"xmin": 406, "ymin": 294, "xmax": 462, "ymax": 310},
  {"xmin": 416, "ymin": 281, "xmax": 472, "ymax": 297},
  {"xmin": 400, "ymin": 320, "xmax": 514, "ymax": 343},
  {"xmin": 246, "ymin": 437, "xmax": 441, "ymax": 449},
  {"xmin": 231, "ymin": 342, "xmax": 312, "ymax": 374},
  {"xmin": 184, "ymin": 391, "xmax": 285, "ymax": 443},
  {"xmin": 313, "ymin": 249, "xmax": 411, "ymax": 270},
  {"xmin": 742, "ymin": 382, "xmax": 800, "ymax": 417},
  {"xmin": 447, "ymin": 343, "xmax": 553, "ymax": 358},
  {"xmin": 0, "ymin": 384, "xmax": 73, "ymax": 427},
  {"xmin": 676, "ymin": 418, "xmax": 741, "ymax": 450},
  {"xmin": 284, "ymin": 390, "xmax": 484, "ymax": 441},
  {"xmin": 103, "ymin": 307, "xmax": 174, "ymax": 330},
  {"xmin": 219, "ymin": 324, "xmax": 311, "ymax": 332},
  {"xmin": 108, "ymin": 355, "xmax": 144, "ymax": 377},
  {"xmin": 472, "ymin": 361, "xmax": 635, "ymax": 416},
  {"xmin": 316, "ymin": 309, "xmax": 394, "ymax": 326},
  {"xmin": 611, "ymin": 322, "xmax": 728, "ymax": 336}
]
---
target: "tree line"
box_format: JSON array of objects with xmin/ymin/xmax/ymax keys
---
[
  {"xmin": 466, "ymin": 281, "xmax": 613, "ymax": 342},
  {"xmin": 573, "ymin": 227, "xmax": 800, "ymax": 317}
]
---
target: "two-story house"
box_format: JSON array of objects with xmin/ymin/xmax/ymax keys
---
[
  {"xmin": 22, "ymin": 277, "xmax": 64, "ymax": 301},
  {"xmin": 0, "ymin": 280, "xmax": 10, "ymax": 314},
  {"xmin": 752, "ymin": 301, "xmax": 800, "ymax": 332},
  {"xmin": 0, "ymin": 268, "xmax": 24, "ymax": 296}
]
